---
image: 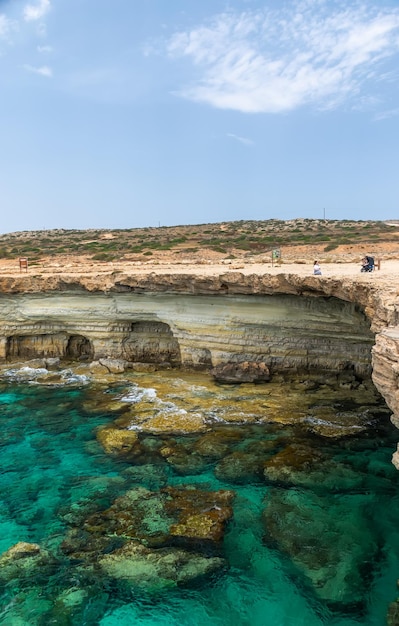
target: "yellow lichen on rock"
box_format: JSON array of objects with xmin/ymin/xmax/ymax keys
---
[
  {"xmin": 140, "ymin": 412, "xmax": 207, "ymax": 434},
  {"xmin": 97, "ymin": 426, "xmax": 140, "ymax": 455}
]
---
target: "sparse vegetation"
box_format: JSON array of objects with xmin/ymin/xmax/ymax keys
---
[{"xmin": 0, "ymin": 219, "xmax": 398, "ymax": 263}]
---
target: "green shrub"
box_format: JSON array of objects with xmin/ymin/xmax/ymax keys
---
[{"xmin": 92, "ymin": 252, "xmax": 116, "ymax": 261}]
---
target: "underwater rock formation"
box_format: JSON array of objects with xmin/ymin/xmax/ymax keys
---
[
  {"xmin": 0, "ymin": 541, "xmax": 58, "ymax": 585},
  {"xmin": 61, "ymin": 484, "xmax": 234, "ymax": 578},
  {"xmin": 98, "ymin": 541, "xmax": 225, "ymax": 589},
  {"xmin": 263, "ymin": 488, "xmax": 377, "ymax": 605}
]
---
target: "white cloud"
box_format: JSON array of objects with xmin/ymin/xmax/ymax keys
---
[
  {"xmin": 23, "ymin": 63, "xmax": 52, "ymax": 77},
  {"xmin": 227, "ymin": 133, "xmax": 254, "ymax": 145},
  {"xmin": 166, "ymin": 1, "xmax": 399, "ymax": 113},
  {"xmin": 23, "ymin": 0, "xmax": 51, "ymax": 22},
  {"xmin": 37, "ymin": 44, "xmax": 52, "ymax": 53}
]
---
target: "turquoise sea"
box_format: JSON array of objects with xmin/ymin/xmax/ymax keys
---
[{"xmin": 0, "ymin": 366, "xmax": 398, "ymax": 625}]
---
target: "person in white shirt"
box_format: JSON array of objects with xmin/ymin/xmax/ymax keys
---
[{"xmin": 313, "ymin": 261, "xmax": 322, "ymax": 275}]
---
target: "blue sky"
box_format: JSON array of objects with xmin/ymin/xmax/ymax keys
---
[{"xmin": 1, "ymin": 0, "xmax": 399, "ymax": 233}]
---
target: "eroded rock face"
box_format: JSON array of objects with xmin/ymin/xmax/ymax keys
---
[
  {"xmin": 0, "ymin": 289, "xmax": 374, "ymax": 377},
  {"xmin": 371, "ymin": 329, "xmax": 399, "ymax": 466},
  {"xmin": 0, "ymin": 269, "xmax": 398, "ymax": 442}
]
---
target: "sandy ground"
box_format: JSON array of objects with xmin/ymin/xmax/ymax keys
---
[{"xmin": 1, "ymin": 256, "xmax": 399, "ymax": 289}]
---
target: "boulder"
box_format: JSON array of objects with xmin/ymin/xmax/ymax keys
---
[
  {"xmin": 98, "ymin": 358, "xmax": 129, "ymax": 373},
  {"xmin": 210, "ymin": 361, "xmax": 270, "ymax": 384}
]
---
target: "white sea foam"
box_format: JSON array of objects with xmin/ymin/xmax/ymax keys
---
[
  {"xmin": 60, "ymin": 370, "xmax": 90, "ymax": 385},
  {"xmin": 120, "ymin": 386, "xmax": 157, "ymax": 403},
  {"xmin": 302, "ymin": 415, "xmax": 363, "ymax": 429},
  {"xmin": 1, "ymin": 366, "xmax": 90, "ymax": 386},
  {"xmin": 2, "ymin": 367, "xmax": 49, "ymax": 381},
  {"xmin": 154, "ymin": 401, "xmax": 187, "ymax": 415}
]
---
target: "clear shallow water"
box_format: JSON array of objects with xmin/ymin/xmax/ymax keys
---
[{"xmin": 0, "ymin": 370, "xmax": 398, "ymax": 625}]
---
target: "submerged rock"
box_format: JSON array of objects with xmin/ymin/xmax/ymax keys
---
[
  {"xmin": 263, "ymin": 488, "xmax": 377, "ymax": 605},
  {"xmin": 300, "ymin": 407, "xmax": 375, "ymax": 438},
  {"xmin": 263, "ymin": 442, "xmax": 364, "ymax": 491},
  {"xmin": 98, "ymin": 541, "xmax": 225, "ymax": 590},
  {"xmin": 215, "ymin": 438, "xmax": 278, "ymax": 483},
  {"xmin": 215, "ymin": 450, "xmax": 265, "ymax": 483},
  {"xmin": 61, "ymin": 484, "xmax": 235, "ymax": 560},
  {"xmin": 0, "ymin": 542, "xmax": 58, "ymax": 585},
  {"xmin": 83, "ymin": 486, "xmax": 172, "ymax": 548},
  {"xmin": 388, "ymin": 598, "xmax": 399, "ymax": 626},
  {"xmin": 160, "ymin": 449, "xmax": 207, "ymax": 475},
  {"xmin": 164, "ymin": 486, "xmax": 235, "ymax": 548}
]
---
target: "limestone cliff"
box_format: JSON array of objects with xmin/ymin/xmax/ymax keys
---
[{"xmin": 0, "ymin": 269, "xmax": 398, "ymax": 438}]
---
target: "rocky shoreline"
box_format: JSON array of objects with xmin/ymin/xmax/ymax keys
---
[{"xmin": 0, "ymin": 263, "xmax": 399, "ymax": 463}]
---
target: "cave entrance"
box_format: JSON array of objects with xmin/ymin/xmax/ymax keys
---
[
  {"xmin": 66, "ymin": 335, "xmax": 93, "ymax": 361},
  {"xmin": 122, "ymin": 321, "xmax": 181, "ymax": 365}
]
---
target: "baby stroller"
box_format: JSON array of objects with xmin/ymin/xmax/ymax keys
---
[{"xmin": 361, "ymin": 256, "xmax": 375, "ymax": 272}]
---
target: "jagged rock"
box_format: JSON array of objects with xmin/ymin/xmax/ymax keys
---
[
  {"xmin": 139, "ymin": 410, "xmax": 208, "ymax": 434},
  {"xmin": 211, "ymin": 361, "xmax": 270, "ymax": 384},
  {"xmin": 89, "ymin": 360, "xmax": 109, "ymax": 374}
]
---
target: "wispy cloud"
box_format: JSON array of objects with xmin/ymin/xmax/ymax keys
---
[
  {"xmin": 166, "ymin": 1, "xmax": 399, "ymax": 113},
  {"xmin": 23, "ymin": 63, "xmax": 52, "ymax": 77},
  {"xmin": 227, "ymin": 133, "xmax": 254, "ymax": 146},
  {"xmin": 0, "ymin": 13, "xmax": 15, "ymax": 40},
  {"xmin": 23, "ymin": 0, "xmax": 51, "ymax": 22},
  {"xmin": 374, "ymin": 108, "xmax": 399, "ymax": 121},
  {"xmin": 37, "ymin": 44, "xmax": 52, "ymax": 52}
]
